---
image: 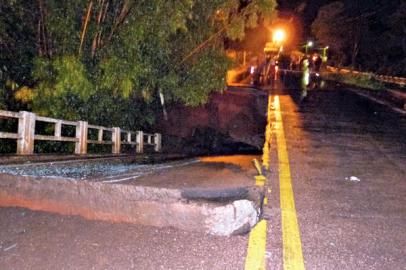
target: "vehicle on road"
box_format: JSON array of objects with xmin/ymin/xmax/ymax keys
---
[{"xmin": 250, "ymin": 42, "xmax": 281, "ymax": 87}]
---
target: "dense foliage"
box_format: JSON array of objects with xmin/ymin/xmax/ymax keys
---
[
  {"xmin": 311, "ymin": 0, "xmax": 405, "ymax": 76},
  {"xmin": 0, "ymin": 0, "xmax": 277, "ymax": 128}
]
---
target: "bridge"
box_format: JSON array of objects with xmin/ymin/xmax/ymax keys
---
[
  {"xmin": 1, "ymin": 73, "xmax": 405, "ymax": 270},
  {"xmin": 0, "ymin": 101, "xmax": 267, "ymax": 236}
]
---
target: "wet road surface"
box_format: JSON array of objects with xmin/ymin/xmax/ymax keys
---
[
  {"xmin": 265, "ymin": 85, "xmax": 406, "ymax": 270},
  {"xmin": 0, "ymin": 207, "xmax": 248, "ymax": 270},
  {"xmin": 1, "ymin": 82, "xmax": 406, "ymax": 269}
]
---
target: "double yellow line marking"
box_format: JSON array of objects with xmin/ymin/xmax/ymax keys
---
[
  {"xmin": 245, "ymin": 96, "xmax": 305, "ymax": 270},
  {"xmin": 274, "ymin": 96, "xmax": 305, "ymax": 270}
]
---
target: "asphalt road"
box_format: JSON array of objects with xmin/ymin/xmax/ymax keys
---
[
  {"xmin": 265, "ymin": 83, "xmax": 406, "ymax": 270},
  {"xmin": 1, "ymin": 81, "xmax": 405, "ymax": 270}
]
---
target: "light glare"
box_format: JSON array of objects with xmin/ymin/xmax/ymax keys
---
[{"xmin": 273, "ymin": 29, "xmax": 286, "ymax": 43}]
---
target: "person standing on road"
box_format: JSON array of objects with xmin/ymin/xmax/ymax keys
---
[
  {"xmin": 301, "ymin": 57, "xmax": 310, "ymax": 100},
  {"xmin": 314, "ymin": 54, "xmax": 322, "ymax": 72}
]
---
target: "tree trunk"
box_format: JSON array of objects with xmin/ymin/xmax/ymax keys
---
[
  {"xmin": 79, "ymin": 0, "xmax": 94, "ymax": 56},
  {"xmin": 37, "ymin": 0, "xmax": 49, "ymax": 57},
  {"xmin": 37, "ymin": 20, "xmax": 42, "ymax": 56},
  {"xmin": 351, "ymin": 41, "xmax": 359, "ymax": 71},
  {"xmin": 91, "ymin": 0, "xmax": 106, "ymax": 57}
]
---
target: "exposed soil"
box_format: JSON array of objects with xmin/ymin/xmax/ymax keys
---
[{"xmin": 157, "ymin": 89, "xmax": 267, "ymax": 155}]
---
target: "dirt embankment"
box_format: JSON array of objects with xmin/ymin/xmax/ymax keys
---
[{"xmin": 157, "ymin": 90, "xmax": 268, "ymax": 155}]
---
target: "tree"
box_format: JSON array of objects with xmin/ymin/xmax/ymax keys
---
[
  {"xmin": 0, "ymin": 0, "xmax": 277, "ymax": 129},
  {"xmin": 383, "ymin": 1, "xmax": 406, "ymax": 75},
  {"xmin": 312, "ymin": 0, "xmax": 404, "ymax": 75},
  {"xmin": 311, "ymin": 1, "xmax": 347, "ymax": 66},
  {"xmin": 0, "ymin": 0, "xmax": 38, "ymax": 110},
  {"xmin": 312, "ymin": 0, "xmax": 374, "ymax": 69}
]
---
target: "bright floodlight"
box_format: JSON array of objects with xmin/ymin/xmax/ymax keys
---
[
  {"xmin": 307, "ymin": 41, "xmax": 313, "ymax": 47},
  {"xmin": 273, "ymin": 29, "xmax": 286, "ymax": 43}
]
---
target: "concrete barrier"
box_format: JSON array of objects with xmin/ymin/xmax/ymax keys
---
[{"xmin": 0, "ymin": 172, "xmax": 263, "ymax": 236}]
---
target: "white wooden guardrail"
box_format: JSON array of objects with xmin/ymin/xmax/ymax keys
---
[{"xmin": 0, "ymin": 110, "xmax": 161, "ymax": 155}]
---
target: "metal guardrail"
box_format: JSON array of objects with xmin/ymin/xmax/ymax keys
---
[
  {"xmin": 0, "ymin": 110, "xmax": 161, "ymax": 155},
  {"xmin": 326, "ymin": 66, "xmax": 406, "ymax": 87},
  {"xmin": 325, "ymin": 66, "xmax": 406, "ymax": 111}
]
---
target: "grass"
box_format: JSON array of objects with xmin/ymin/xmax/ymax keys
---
[{"xmin": 322, "ymin": 71, "xmax": 384, "ymax": 91}]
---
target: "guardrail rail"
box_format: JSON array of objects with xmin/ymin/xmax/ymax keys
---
[
  {"xmin": 326, "ymin": 66, "xmax": 406, "ymax": 87},
  {"xmin": 0, "ymin": 110, "xmax": 161, "ymax": 155}
]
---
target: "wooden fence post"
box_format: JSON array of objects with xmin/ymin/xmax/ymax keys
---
[
  {"xmin": 54, "ymin": 120, "xmax": 62, "ymax": 138},
  {"xmin": 127, "ymin": 132, "xmax": 132, "ymax": 143},
  {"xmin": 75, "ymin": 121, "xmax": 88, "ymax": 155},
  {"xmin": 136, "ymin": 131, "xmax": 144, "ymax": 153},
  {"xmin": 112, "ymin": 127, "xmax": 121, "ymax": 154},
  {"xmin": 154, "ymin": 133, "xmax": 162, "ymax": 152},
  {"xmin": 98, "ymin": 129, "xmax": 103, "ymax": 142},
  {"xmin": 17, "ymin": 111, "xmax": 36, "ymax": 155}
]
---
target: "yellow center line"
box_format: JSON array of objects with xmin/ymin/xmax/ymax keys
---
[
  {"xmin": 274, "ymin": 96, "xmax": 305, "ymax": 270},
  {"xmin": 245, "ymin": 220, "xmax": 267, "ymax": 270},
  {"xmin": 245, "ymin": 94, "xmax": 274, "ymax": 270}
]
